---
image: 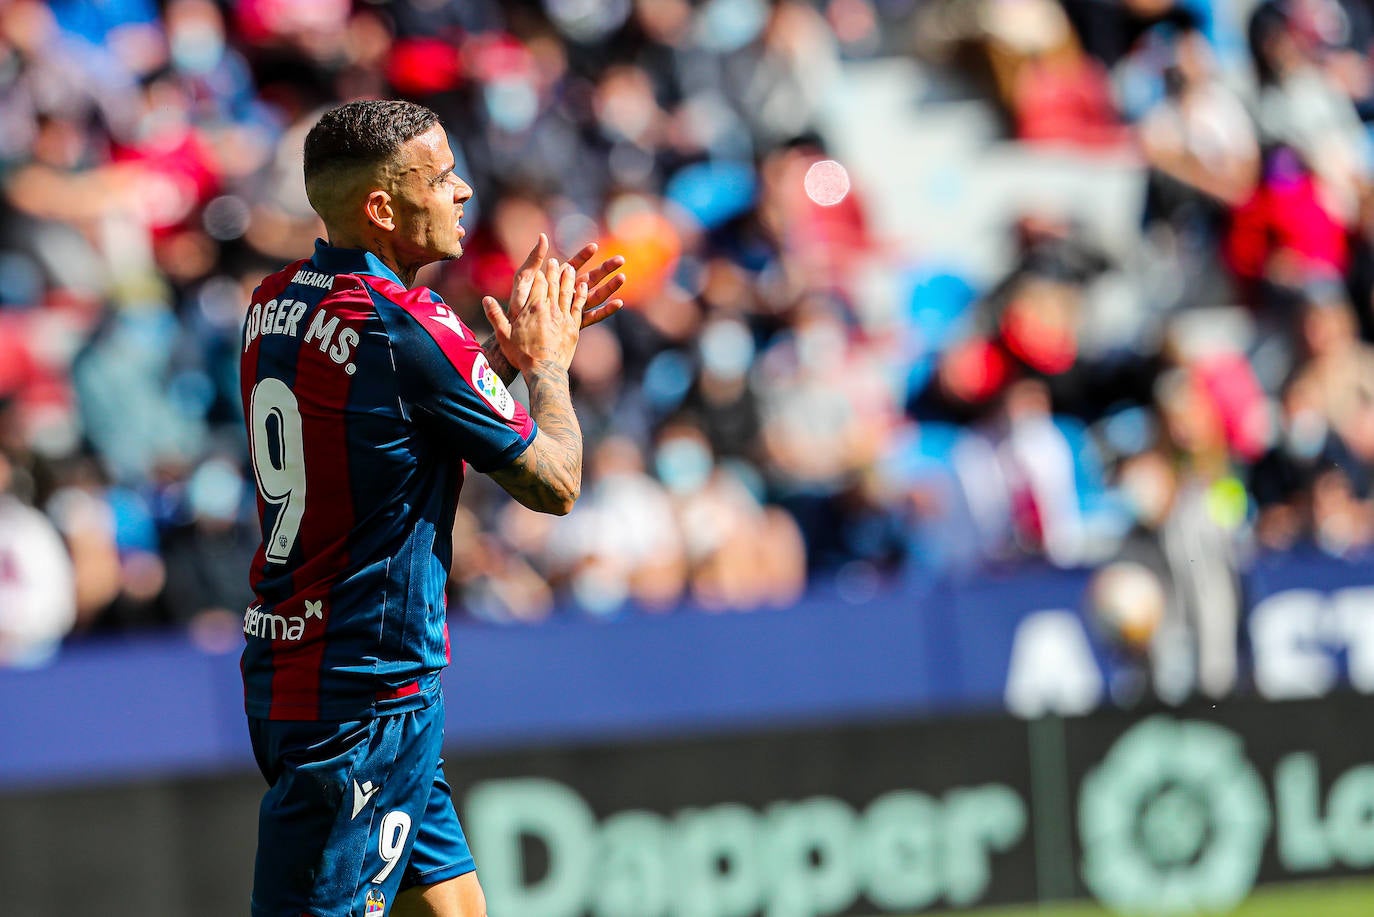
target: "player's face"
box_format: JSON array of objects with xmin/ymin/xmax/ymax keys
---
[{"xmin": 389, "ymin": 124, "xmax": 473, "ymax": 266}]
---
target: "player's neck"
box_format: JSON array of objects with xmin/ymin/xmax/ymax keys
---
[{"xmin": 326, "ymin": 230, "xmax": 420, "ymax": 287}]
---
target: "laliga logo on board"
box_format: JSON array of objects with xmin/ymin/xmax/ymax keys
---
[
  {"xmin": 1080, "ymin": 717, "xmax": 1269, "ymax": 915},
  {"xmin": 1081, "ymin": 714, "xmax": 1374, "ymax": 914}
]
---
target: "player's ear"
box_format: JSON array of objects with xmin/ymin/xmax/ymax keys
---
[{"xmin": 364, "ymin": 190, "xmax": 395, "ymax": 232}]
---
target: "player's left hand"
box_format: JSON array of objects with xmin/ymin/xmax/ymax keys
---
[
  {"xmin": 484, "ymin": 253, "xmax": 587, "ymax": 374},
  {"xmin": 564, "ymin": 242, "xmax": 626, "ymax": 328},
  {"xmin": 492, "ymin": 238, "xmax": 624, "ymax": 332}
]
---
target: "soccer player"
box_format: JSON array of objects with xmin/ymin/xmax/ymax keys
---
[{"xmin": 239, "ymin": 99, "xmax": 625, "ymax": 917}]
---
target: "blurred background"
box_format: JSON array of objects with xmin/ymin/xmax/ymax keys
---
[{"xmin": 5, "ymin": 0, "xmax": 1374, "ymax": 913}]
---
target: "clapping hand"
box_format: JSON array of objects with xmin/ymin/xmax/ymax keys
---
[
  {"xmin": 483, "ymin": 244, "xmax": 589, "ymax": 374},
  {"xmin": 562, "ymin": 240, "xmax": 626, "ymax": 327},
  {"xmin": 483, "ymin": 234, "xmax": 626, "ymax": 336}
]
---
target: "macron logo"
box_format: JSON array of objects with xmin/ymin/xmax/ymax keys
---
[
  {"xmin": 352, "ymin": 779, "xmax": 380, "ymax": 819},
  {"xmin": 427, "ymin": 304, "xmax": 465, "ymax": 338}
]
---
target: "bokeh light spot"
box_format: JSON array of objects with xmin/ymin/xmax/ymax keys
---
[{"xmin": 803, "ymin": 159, "xmax": 851, "ymax": 207}]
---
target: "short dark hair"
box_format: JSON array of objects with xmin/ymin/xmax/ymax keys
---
[{"xmin": 303, "ymin": 100, "xmax": 440, "ymax": 185}]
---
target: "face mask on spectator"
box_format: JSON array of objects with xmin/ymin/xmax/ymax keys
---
[
  {"xmin": 700, "ymin": 319, "xmax": 754, "ymax": 380},
  {"xmin": 796, "ymin": 320, "xmax": 845, "ymax": 372},
  {"xmin": 171, "ymin": 21, "xmax": 225, "ymax": 74},
  {"xmin": 484, "ymin": 78, "xmax": 539, "ymax": 133},
  {"xmin": 188, "ymin": 459, "xmax": 244, "ymax": 523},
  {"xmin": 655, "ymin": 437, "xmax": 713, "ymax": 494},
  {"xmin": 1284, "ymin": 408, "xmax": 1328, "ymax": 460}
]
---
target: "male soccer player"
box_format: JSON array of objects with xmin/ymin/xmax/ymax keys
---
[{"xmin": 239, "ymin": 99, "xmax": 625, "ymax": 917}]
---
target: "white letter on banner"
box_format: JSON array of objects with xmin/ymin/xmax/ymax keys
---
[
  {"xmin": 1250, "ymin": 590, "xmax": 1337, "ymax": 699},
  {"xmin": 1331, "ymin": 587, "xmax": 1374, "ymax": 693},
  {"xmin": 857, "ymin": 790, "xmax": 941, "ymax": 910},
  {"xmin": 1004, "ymin": 610, "xmax": 1103, "ymax": 717}
]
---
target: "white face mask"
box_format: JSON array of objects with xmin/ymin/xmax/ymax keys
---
[
  {"xmin": 189, "ymin": 459, "xmax": 245, "ymax": 522},
  {"xmin": 1284, "ymin": 408, "xmax": 1328, "ymax": 460},
  {"xmin": 796, "ymin": 321, "xmax": 846, "ymax": 372},
  {"xmin": 700, "ymin": 319, "xmax": 754, "ymax": 380}
]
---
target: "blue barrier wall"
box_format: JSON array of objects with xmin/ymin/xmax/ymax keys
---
[{"xmin": 5, "ymin": 550, "xmax": 1374, "ymax": 788}]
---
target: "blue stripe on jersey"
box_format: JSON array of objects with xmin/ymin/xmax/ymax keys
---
[
  {"xmin": 363, "ymin": 289, "xmax": 533, "ymax": 678},
  {"xmin": 314, "ymin": 303, "xmax": 441, "ymax": 696}
]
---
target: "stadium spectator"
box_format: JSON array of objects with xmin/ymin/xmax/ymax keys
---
[
  {"xmin": 1059, "ymin": 0, "xmax": 1206, "ymax": 70},
  {"xmin": 1149, "ymin": 365, "xmax": 1247, "ymax": 699},
  {"xmin": 447, "ymin": 503, "xmax": 556, "ymax": 624},
  {"xmin": 755, "ymin": 294, "xmax": 895, "ymax": 570},
  {"xmin": 543, "ymin": 435, "xmax": 688, "ymax": 615},
  {"xmin": 654, "ymin": 416, "xmax": 807, "ymax": 610},
  {"xmin": 0, "ymin": 450, "xmax": 76, "ymax": 666},
  {"xmin": 159, "ymin": 456, "xmax": 257, "ymax": 626},
  {"xmin": 1250, "ymin": 0, "xmax": 1371, "ymax": 223},
  {"xmin": 1137, "ymin": 28, "xmax": 1257, "ymax": 308}
]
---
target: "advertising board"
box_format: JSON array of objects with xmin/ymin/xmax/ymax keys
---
[
  {"xmin": 453, "ymin": 694, "xmax": 1374, "ymax": 917},
  {"xmin": 5, "ymin": 694, "xmax": 1373, "ymax": 916}
]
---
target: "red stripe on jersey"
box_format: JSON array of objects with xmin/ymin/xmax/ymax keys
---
[
  {"xmin": 241, "ymin": 262, "xmax": 306, "ymax": 571},
  {"xmin": 376, "ymin": 680, "xmax": 420, "ymax": 701},
  {"xmin": 265, "ymin": 282, "xmax": 374, "ymax": 720},
  {"xmin": 240, "ymin": 261, "xmax": 305, "ymax": 710}
]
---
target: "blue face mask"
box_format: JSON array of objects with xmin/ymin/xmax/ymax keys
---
[
  {"xmin": 696, "ymin": 0, "xmax": 767, "ymax": 52},
  {"xmin": 655, "ymin": 438, "xmax": 713, "ymax": 494},
  {"xmin": 171, "ymin": 23, "xmax": 225, "ymax": 75},
  {"xmin": 484, "ymin": 78, "xmax": 539, "ymax": 133}
]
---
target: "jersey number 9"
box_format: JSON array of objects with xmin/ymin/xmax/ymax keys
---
[{"xmin": 249, "ymin": 378, "xmax": 307, "ymax": 564}]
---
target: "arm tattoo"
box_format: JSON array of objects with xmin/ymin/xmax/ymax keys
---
[
  {"xmin": 480, "ymin": 333, "xmax": 520, "ymax": 386},
  {"xmin": 489, "ymin": 360, "xmax": 583, "ymax": 515}
]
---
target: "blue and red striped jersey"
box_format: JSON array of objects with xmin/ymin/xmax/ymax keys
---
[{"xmin": 239, "ymin": 240, "xmax": 536, "ymax": 721}]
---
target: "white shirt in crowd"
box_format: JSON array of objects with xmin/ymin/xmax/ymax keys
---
[{"xmin": 0, "ymin": 495, "xmax": 76, "ymax": 666}]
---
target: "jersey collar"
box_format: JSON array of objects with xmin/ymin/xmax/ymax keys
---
[{"xmin": 310, "ymin": 239, "xmax": 407, "ymax": 288}]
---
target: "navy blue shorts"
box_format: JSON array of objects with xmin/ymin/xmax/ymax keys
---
[{"xmin": 248, "ymin": 697, "xmax": 475, "ymax": 917}]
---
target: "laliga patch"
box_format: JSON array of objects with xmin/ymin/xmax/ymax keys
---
[
  {"xmin": 471, "ymin": 353, "xmax": 516, "ymax": 420},
  {"xmin": 365, "ymin": 888, "xmax": 386, "ymax": 915}
]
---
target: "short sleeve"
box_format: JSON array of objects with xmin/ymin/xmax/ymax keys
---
[{"xmin": 372, "ymin": 285, "xmax": 536, "ymax": 472}]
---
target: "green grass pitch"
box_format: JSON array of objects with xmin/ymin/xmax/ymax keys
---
[{"xmin": 918, "ymin": 878, "xmax": 1374, "ymax": 916}]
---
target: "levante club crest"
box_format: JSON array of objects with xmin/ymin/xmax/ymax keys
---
[{"xmin": 365, "ymin": 888, "xmax": 386, "ymax": 915}]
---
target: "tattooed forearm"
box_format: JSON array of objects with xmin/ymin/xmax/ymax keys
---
[
  {"xmin": 489, "ymin": 360, "xmax": 583, "ymax": 515},
  {"xmin": 480, "ymin": 333, "xmax": 520, "ymax": 386}
]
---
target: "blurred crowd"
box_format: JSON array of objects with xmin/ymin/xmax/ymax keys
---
[{"xmin": 3, "ymin": 0, "xmax": 1374, "ymax": 701}]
